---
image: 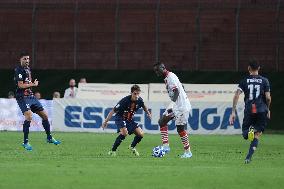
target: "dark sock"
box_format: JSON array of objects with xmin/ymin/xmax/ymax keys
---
[
  {"xmin": 242, "ymin": 129, "xmax": 249, "ymax": 140},
  {"xmin": 131, "ymin": 135, "xmax": 143, "ymax": 148},
  {"xmin": 112, "ymin": 134, "xmax": 126, "ymax": 151},
  {"xmin": 23, "ymin": 120, "xmax": 31, "ymax": 144},
  {"xmin": 42, "ymin": 120, "xmax": 52, "ymax": 140},
  {"xmin": 246, "ymin": 138, "xmax": 259, "ymax": 160}
]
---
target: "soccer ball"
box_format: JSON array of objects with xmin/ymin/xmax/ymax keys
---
[{"xmin": 152, "ymin": 146, "xmax": 165, "ymax": 158}]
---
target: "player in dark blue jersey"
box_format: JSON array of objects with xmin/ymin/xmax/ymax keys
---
[
  {"xmin": 230, "ymin": 59, "xmax": 271, "ymax": 164},
  {"xmin": 101, "ymin": 85, "xmax": 151, "ymax": 156},
  {"xmin": 14, "ymin": 52, "xmax": 61, "ymax": 151}
]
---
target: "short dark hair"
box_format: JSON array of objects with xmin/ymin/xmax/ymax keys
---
[
  {"xmin": 153, "ymin": 62, "xmax": 166, "ymax": 69},
  {"xmin": 154, "ymin": 61, "xmax": 163, "ymax": 66},
  {"xmin": 153, "ymin": 61, "xmax": 161, "ymax": 67},
  {"xmin": 249, "ymin": 59, "xmax": 260, "ymax": 70},
  {"xmin": 131, "ymin": 84, "xmax": 141, "ymax": 93},
  {"xmin": 20, "ymin": 51, "xmax": 29, "ymax": 59}
]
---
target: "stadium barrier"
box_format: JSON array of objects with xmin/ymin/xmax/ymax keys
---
[
  {"xmin": 149, "ymin": 83, "xmax": 243, "ymax": 102},
  {"xmin": 0, "ymin": 98, "xmax": 52, "ymax": 131},
  {"xmin": 53, "ymin": 98, "xmax": 243, "ymax": 134},
  {"xmin": 77, "ymin": 83, "xmax": 149, "ymax": 100},
  {"xmin": 0, "ymin": 83, "xmax": 244, "ymax": 134}
]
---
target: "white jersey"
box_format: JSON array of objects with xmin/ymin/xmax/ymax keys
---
[{"xmin": 164, "ymin": 72, "xmax": 191, "ymax": 112}]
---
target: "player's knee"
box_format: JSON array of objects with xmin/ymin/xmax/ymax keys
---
[
  {"xmin": 255, "ymin": 132, "xmax": 262, "ymax": 138},
  {"xmin": 39, "ymin": 112, "xmax": 48, "ymax": 120},
  {"xmin": 24, "ymin": 111, "xmax": 33, "ymax": 121},
  {"xmin": 158, "ymin": 118, "xmax": 166, "ymax": 127},
  {"xmin": 120, "ymin": 130, "xmax": 128, "ymax": 136},
  {"xmin": 26, "ymin": 117, "xmax": 32, "ymax": 121},
  {"xmin": 42, "ymin": 114, "xmax": 48, "ymax": 120},
  {"xmin": 176, "ymin": 125, "xmax": 185, "ymax": 133},
  {"xmin": 25, "ymin": 115, "xmax": 32, "ymax": 121},
  {"xmin": 139, "ymin": 131, "xmax": 144, "ymax": 138}
]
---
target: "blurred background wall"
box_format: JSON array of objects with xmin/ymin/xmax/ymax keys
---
[{"xmin": 0, "ymin": 0, "xmax": 283, "ymax": 71}]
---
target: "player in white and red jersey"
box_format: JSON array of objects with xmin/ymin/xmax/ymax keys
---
[{"xmin": 153, "ymin": 62, "xmax": 192, "ymax": 158}]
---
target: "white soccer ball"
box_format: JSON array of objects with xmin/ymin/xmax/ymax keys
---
[{"xmin": 152, "ymin": 146, "xmax": 166, "ymax": 158}]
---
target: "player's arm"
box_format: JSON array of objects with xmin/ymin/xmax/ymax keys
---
[
  {"xmin": 264, "ymin": 79, "xmax": 271, "ymax": 119},
  {"xmin": 101, "ymin": 108, "xmax": 116, "ymax": 129},
  {"xmin": 171, "ymin": 88, "xmax": 179, "ymax": 102},
  {"xmin": 265, "ymin": 92, "xmax": 271, "ymax": 119},
  {"xmin": 142, "ymin": 104, "xmax": 152, "ymax": 119},
  {"xmin": 17, "ymin": 79, "xmax": 38, "ymax": 89},
  {"xmin": 229, "ymin": 89, "xmax": 242, "ymax": 124}
]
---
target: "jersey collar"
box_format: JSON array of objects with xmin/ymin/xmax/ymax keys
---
[{"xmin": 163, "ymin": 70, "xmax": 170, "ymax": 78}]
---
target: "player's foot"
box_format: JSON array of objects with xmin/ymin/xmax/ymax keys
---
[
  {"xmin": 47, "ymin": 137, "xmax": 61, "ymax": 145},
  {"xmin": 244, "ymin": 158, "xmax": 251, "ymax": 164},
  {"xmin": 180, "ymin": 151, "xmax": 192, "ymax": 158},
  {"xmin": 108, "ymin": 150, "xmax": 116, "ymax": 157},
  {"xmin": 22, "ymin": 142, "xmax": 32, "ymax": 151},
  {"xmin": 162, "ymin": 145, "xmax": 170, "ymax": 154},
  {"xmin": 248, "ymin": 126, "xmax": 255, "ymax": 141},
  {"xmin": 129, "ymin": 145, "xmax": 140, "ymax": 156}
]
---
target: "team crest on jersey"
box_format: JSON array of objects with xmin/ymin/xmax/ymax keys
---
[{"xmin": 18, "ymin": 74, "xmax": 22, "ymax": 79}]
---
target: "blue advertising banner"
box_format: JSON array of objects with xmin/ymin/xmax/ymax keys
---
[{"xmin": 53, "ymin": 99, "xmax": 243, "ymax": 134}]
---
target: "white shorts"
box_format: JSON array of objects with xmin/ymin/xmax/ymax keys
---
[{"xmin": 163, "ymin": 102, "xmax": 190, "ymax": 126}]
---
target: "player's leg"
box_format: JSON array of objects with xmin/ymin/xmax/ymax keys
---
[
  {"xmin": 35, "ymin": 110, "xmax": 61, "ymax": 145},
  {"xmin": 22, "ymin": 110, "xmax": 33, "ymax": 151},
  {"xmin": 131, "ymin": 127, "xmax": 144, "ymax": 148},
  {"xmin": 129, "ymin": 125, "xmax": 144, "ymax": 156},
  {"xmin": 159, "ymin": 109, "xmax": 174, "ymax": 153},
  {"xmin": 245, "ymin": 113, "xmax": 267, "ymax": 163},
  {"xmin": 177, "ymin": 125, "xmax": 192, "ymax": 158},
  {"xmin": 109, "ymin": 121, "xmax": 128, "ymax": 155},
  {"xmin": 241, "ymin": 113, "xmax": 253, "ymax": 140},
  {"xmin": 245, "ymin": 131, "xmax": 261, "ymax": 163},
  {"xmin": 16, "ymin": 98, "xmax": 33, "ymax": 151},
  {"xmin": 176, "ymin": 111, "xmax": 192, "ymax": 158}
]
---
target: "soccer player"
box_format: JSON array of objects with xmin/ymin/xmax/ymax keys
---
[
  {"xmin": 153, "ymin": 62, "xmax": 192, "ymax": 158},
  {"xmin": 14, "ymin": 52, "xmax": 61, "ymax": 151},
  {"xmin": 229, "ymin": 59, "xmax": 271, "ymax": 164},
  {"xmin": 101, "ymin": 84, "xmax": 151, "ymax": 156}
]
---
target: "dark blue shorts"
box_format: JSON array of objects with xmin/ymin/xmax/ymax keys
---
[
  {"xmin": 16, "ymin": 96, "xmax": 44, "ymax": 114},
  {"xmin": 242, "ymin": 112, "xmax": 268, "ymax": 133},
  {"xmin": 115, "ymin": 119, "xmax": 139, "ymax": 135}
]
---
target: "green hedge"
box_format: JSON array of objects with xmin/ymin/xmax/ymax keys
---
[{"xmin": 1, "ymin": 69, "xmax": 283, "ymax": 130}]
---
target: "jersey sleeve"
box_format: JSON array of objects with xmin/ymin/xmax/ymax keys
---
[
  {"xmin": 139, "ymin": 98, "xmax": 145, "ymax": 108},
  {"xmin": 237, "ymin": 79, "xmax": 245, "ymax": 93},
  {"xmin": 167, "ymin": 74, "xmax": 178, "ymax": 91},
  {"xmin": 263, "ymin": 78, "xmax": 271, "ymax": 92},
  {"xmin": 113, "ymin": 98, "xmax": 126, "ymax": 112},
  {"xmin": 14, "ymin": 68, "xmax": 24, "ymax": 82}
]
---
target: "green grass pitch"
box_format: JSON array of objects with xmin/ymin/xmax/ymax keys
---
[{"xmin": 0, "ymin": 132, "xmax": 284, "ymax": 189}]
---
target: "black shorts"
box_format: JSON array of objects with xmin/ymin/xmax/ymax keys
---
[
  {"xmin": 115, "ymin": 119, "xmax": 139, "ymax": 135},
  {"xmin": 16, "ymin": 96, "xmax": 44, "ymax": 114},
  {"xmin": 242, "ymin": 112, "xmax": 268, "ymax": 133}
]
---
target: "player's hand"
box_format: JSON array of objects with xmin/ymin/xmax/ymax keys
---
[
  {"xmin": 229, "ymin": 112, "xmax": 235, "ymax": 125},
  {"xmin": 267, "ymin": 110, "xmax": 271, "ymax": 119},
  {"xmin": 33, "ymin": 79, "xmax": 39, "ymax": 87},
  {"xmin": 101, "ymin": 121, "xmax": 108, "ymax": 129}
]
